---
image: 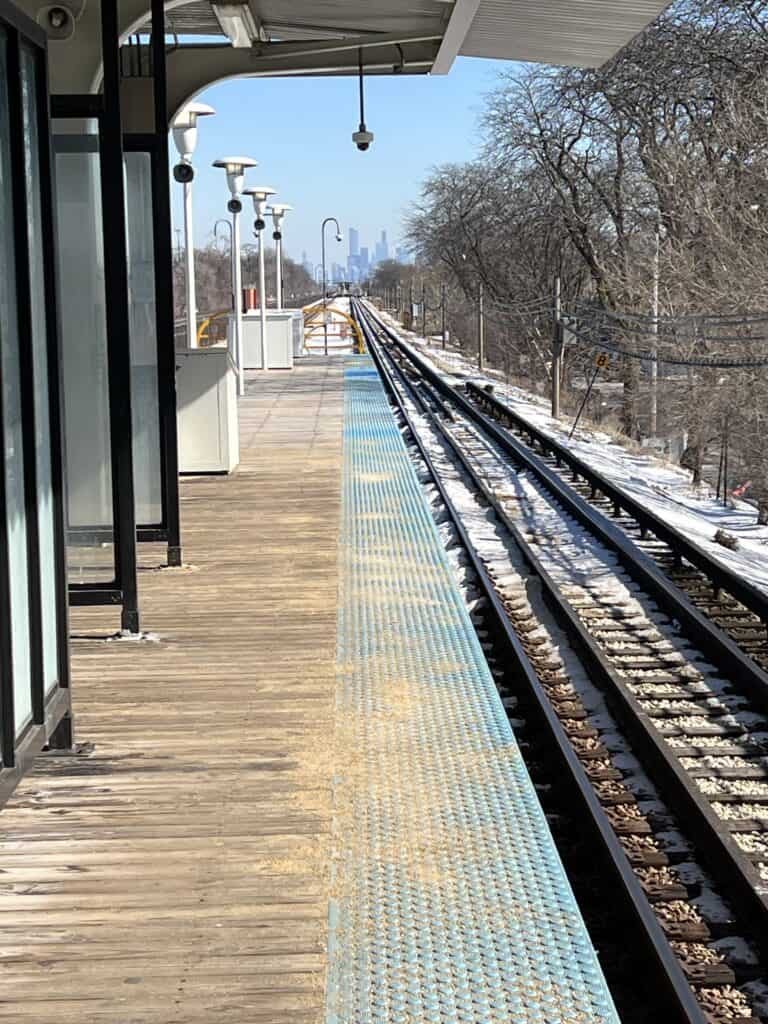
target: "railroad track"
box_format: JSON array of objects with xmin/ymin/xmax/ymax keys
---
[
  {"xmin": 464, "ymin": 382, "xmax": 768, "ymax": 676},
  {"xmin": 352, "ymin": 298, "xmax": 768, "ymax": 1024}
]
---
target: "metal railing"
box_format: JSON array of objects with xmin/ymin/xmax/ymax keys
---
[{"xmin": 173, "ymin": 311, "xmax": 229, "ymax": 350}]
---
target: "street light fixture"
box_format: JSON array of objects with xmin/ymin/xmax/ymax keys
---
[
  {"xmin": 172, "ymin": 101, "xmax": 215, "ymax": 349},
  {"xmin": 243, "ymin": 186, "xmax": 276, "ymax": 371},
  {"xmin": 268, "ymin": 203, "xmax": 292, "ymax": 311},
  {"xmin": 321, "ymin": 217, "xmax": 342, "ymax": 356},
  {"xmin": 213, "ymin": 155, "xmax": 257, "ymax": 395}
]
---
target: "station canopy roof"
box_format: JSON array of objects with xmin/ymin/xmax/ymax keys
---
[{"xmin": 155, "ymin": 0, "xmax": 672, "ymax": 74}]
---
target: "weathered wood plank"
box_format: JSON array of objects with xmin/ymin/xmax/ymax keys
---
[{"xmin": 0, "ymin": 362, "xmax": 344, "ymax": 1023}]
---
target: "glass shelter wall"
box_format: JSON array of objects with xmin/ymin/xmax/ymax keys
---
[
  {"xmin": 125, "ymin": 151, "xmax": 162, "ymax": 526},
  {"xmin": 52, "ymin": 124, "xmax": 115, "ymax": 583},
  {"xmin": 0, "ymin": 27, "xmax": 33, "ymax": 732},
  {"xmin": 21, "ymin": 44, "xmax": 58, "ymax": 694},
  {"xmin": 0, "ymin": 0, "xmax": 70, "ymax": 786}
]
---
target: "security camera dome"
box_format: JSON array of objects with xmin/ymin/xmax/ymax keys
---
[
  {"xmin": 38, "ymin": 3, "xmax": 75, "ymax": 39},
  {"xmin": 352, "ymin": 129, "xmax": 374, "ymax": 151},
  {"xmin": 173, "ymin": 162, "xmax": 194, "ymax": 184},
  {"xmin": 227, "ymin": 197, "xmax": 243, "ymax": 214}
]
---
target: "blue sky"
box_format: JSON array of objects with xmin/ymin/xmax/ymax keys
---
[{"xmin": 170, "ymin": 57, "xmax": 514, "ymax": 267}]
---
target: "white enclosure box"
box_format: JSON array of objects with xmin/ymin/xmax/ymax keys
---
[
  {"xmin": 237, "ymin": 310, "xmax": 303, "ymax": 369},
  {"xmin": 176, "ymin": 347, "xmax": 239, "ymax": 473}
]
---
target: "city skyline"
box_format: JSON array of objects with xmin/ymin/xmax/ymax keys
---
[
  {"xmin": 300, "ymin": 225, "xmax": 412, "ymax": 285},
  {"xmin": 168, "ymin": 58, "xmax": 511, "ymax": 272}
]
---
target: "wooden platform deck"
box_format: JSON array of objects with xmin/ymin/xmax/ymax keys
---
[{"xmin": 0, "ymin": 361, "xmax": 344, "ymax": 1023}]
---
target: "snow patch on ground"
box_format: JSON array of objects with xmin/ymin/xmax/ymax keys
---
[{"xmin": 376, "ymin": 307, "xmax": 768, "ymax": 597}]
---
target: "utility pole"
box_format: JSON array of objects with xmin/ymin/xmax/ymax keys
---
[
  {"xmin": 650, "ymin": 221, "xmax": 660, "ymax": 436},
  {"xmin": 421, "ymin": 281, "xmax": 427, "ymax": 338},
  {"xmin": 477, "ymin": 282, "xmax": 485, "ymax": 372},
  {"xmin": 409, "ymin": 281, "xmax": 414, "ymax": 330},
  {"xmin": 440, "ymin": 283, "xmax": 447, "ymax": 351},
  {"xmin": 552, "ymin": 276, "xmax": 562, "ymax": 418}
]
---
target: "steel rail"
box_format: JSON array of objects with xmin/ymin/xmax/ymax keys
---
[
  {"xmin": 363, "ymin": 307, "xmax": 768, "ymax": 716},
  {"xmin": 356, "ymin": 299, "xmax": 768, "ymax": 958},
  {"xmin": 351, "ymin": 298, "xmax": 709, "ymax": 1024},
  {"xmin": 464, "ymin": 379, "xmax": 768, "ymax": 628}
]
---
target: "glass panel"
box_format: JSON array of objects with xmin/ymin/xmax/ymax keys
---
[
  {"xmin": 52, "ymin": 122, "xmax": 115, "ymax": 583},
  {"xmin": 21, "ymin": 46, "xmax": 59, "ymax": 695},
  {"xmin": 125, "ymin": 152, "xmax": 162, "ymax": 525},
  {"xmin": 0, "ymin": 31, "xmax": 33, "ymax": 733}
]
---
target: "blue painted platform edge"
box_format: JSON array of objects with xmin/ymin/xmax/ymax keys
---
[{"xmin": 325, "ymin": 356, "xmax": 620, "ymax": 1024}]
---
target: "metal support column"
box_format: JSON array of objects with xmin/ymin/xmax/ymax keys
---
[
  {"xmin": 232, "ymin": 207, "xmax": 244, "ymax": 392},
  {"xmin": 258, "ymin": 225, "xmax": 268, "ymax": 370},
  {"xmin": 183, "ymin": 178, "xmax": 196, "ymax": 349},
  {"xmin": 477, "ymin": 282, "xmax": 485, "ymax": 372},
  {"xmin": 100, "ymin": 0, "xmax": 139, "ymax": 633},
  {"xmin": 151, "ymin": 0, "xmax": 182, "ymax": 565},
  {"xmin": 274, "ymin": 226, "xmax": 283, "ymax": 311}
]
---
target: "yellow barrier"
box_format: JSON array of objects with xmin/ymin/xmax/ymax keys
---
[
  {"xmin": 196, "ymin": 311, "xmax": 230, "ymax": 347},
  {"xmin": 301, "ymin": 305, "xmax": 365, "ymax": 354}
]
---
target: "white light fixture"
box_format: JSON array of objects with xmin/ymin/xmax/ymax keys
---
[
  {"xmin": 213, "ymin": 156, "xmax": 257, "ymax": 395},
  {"xmin": 269, "ymin": 203, "xmax": 292, "ymax": 231},
  {"xmin": 212, "ymin": 155, "xmax": 258, "ymax": 198},
  {"xmin": 244, "ymin": 185, "xmax": 277, "ymax": 223},
  {"xmin": 244, "ymin": 186, "xmax": 277, "ymax": 370},
  {"xmin": 172, "ymin": 101, "xmax": 215, "ymax": 162},
  {"xmin": 172, "ymin": 102, "xmax": 215, "ymax": 350},
  {"xmin": 212, "ymin": 1, "xmax": 259, "ymax": 48}
]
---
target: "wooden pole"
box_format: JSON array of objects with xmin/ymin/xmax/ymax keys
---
[
  {"xmin": 552, "ymin": 276, "xmax": 562, "ymax": 418},
  {"xmin": 441, "ymin": 283, "xmax": 446, "ymax": 350}
]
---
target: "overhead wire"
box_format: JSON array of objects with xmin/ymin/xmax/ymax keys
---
[{"xmin": 563, "ymin": 318, "xmax": 768, "ymax": 368}]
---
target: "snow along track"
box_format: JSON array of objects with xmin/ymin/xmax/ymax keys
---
[
  {"xmin": 353, "ymin": 298, "xmax": 768, "ymax": 1023},
  {"xmin": 464, "ymin": 382, "xmax": 768, "ymax": 676}
]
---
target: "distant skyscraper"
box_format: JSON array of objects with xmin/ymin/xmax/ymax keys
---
[
  {"xmin": 359, "ymin": 246, "xmax": 370, "ymax": 276},
  {"xmin": 380, "ymin": 230, "xmax": 389, "ymax": 261},
  {"xmin": 302, "ymin": 249, "xmax": 313, "ymax": 277},
  {"xmin": 347, "ymin": 228, "xmax": 360, "ymax": 281},
  {"xmin": 396, "ymin": 245, "xmax": 410, "ymax": 264}
]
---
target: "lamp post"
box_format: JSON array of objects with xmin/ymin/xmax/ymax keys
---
[
  {"xmin": 172, "ymin": 101, "xmax": 215, "ymax": 349},
  {"xmin": 206, "ymin": 219, "xmax": 234, "ymax": 348},
  {"xmin": 268, "ymin": 203, "xmax": 292, "ymax": 311},
  {"xmin": 213, "ymin": 156, "xmax": 257, "ymax": 395},
  {"xmin": 244, "ymin": 186, "xmax": 276, "ymax": 371},
  {"xmin": 321, "ymin": 217, "xmax": 342, "ymax": 356}
]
